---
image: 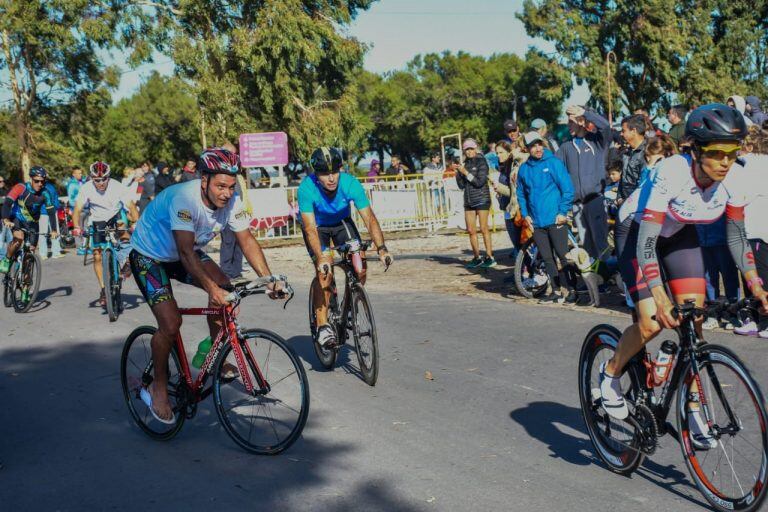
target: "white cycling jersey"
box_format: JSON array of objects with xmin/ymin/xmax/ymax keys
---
[
  {"xmin": 75, "ymin": 179, "xmax": 134, "ymax": 223},
  {"xmin": 130, "ymin": 179, "xmax": 251, "ymax": 262}
]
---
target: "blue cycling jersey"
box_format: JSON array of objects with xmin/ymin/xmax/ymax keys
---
[{"xmin": 297, "ymin": 173, "xmax": 370, "ymax": 227}]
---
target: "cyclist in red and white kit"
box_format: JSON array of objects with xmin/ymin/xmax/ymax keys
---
[{"xmin": 600, "ymin": 104, "xmax": 768, "ymax": 449}]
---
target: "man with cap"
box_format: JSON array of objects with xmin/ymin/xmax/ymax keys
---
[
  {"xmin": 502, "ymin": 119, "xmax": 521, "ymax": 144},
  {"xmin": 555, "ymin": 105, "xmax": 612, "ymax": 262},
  {"xmin": 531, "ymin": 118, "xmax": 559, "ymax": 152}
]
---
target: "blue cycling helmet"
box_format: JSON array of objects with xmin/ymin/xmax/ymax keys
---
[{"xmin": 29, "ymin": 166, "xmax": 48, "ymax": 179}]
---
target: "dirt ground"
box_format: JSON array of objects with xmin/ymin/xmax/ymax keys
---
[{"xmin": 213, "ymin": 229, "xmax": 634, "ymax": 320}]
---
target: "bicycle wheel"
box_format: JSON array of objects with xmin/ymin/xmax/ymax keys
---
[
  {"xmin": 513, "ymin": 238, "xmax": 549, "ymax": 299},
  {"xmin": 308, "ymin": 276, "xmax": 338, "ymax": 369},
  {"xmin": 214, "ymin": 329, "xmax": 309, "ymax": 454},
  {"xmin": 677, "ymin": 344, "xmax": 768, "ymax": 512},
  {"xmin": 13, "ymin": 253, "xmax": 41, "ymax": 313},
  {"xmin": 120, "ymin": 326, "xmax": 186, "ymax": 440},
  {"xmin": 103, "ymin": 249, "xmax": 120, "ymax": 322},
  {"xmin": 350, "ymin": 285, "xmax": 379, "ymax": 386},
  {"xmin": 3, "ymin": 269, "xmax": 13, "ymax": 308},
  {"xmin": 578, "ymin": 324, "xmax": 645, "ymax": 475}
]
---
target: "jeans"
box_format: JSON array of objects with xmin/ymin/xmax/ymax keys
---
[
  {"xmin": 38, "ymin": 213, "xmax": 62, "ymax": 258},
  {"xmin": 0, "ymin": 225, "xmax": 11, "ymax": 259},
  {"xmin": 573, "ymin": 195, "xmax": 609, "ymax": 261},
  {"xmin": 504, "ymin": 217, "xmax": 522, "ymax": 260},
  {"xmin": 702, "ymin": 245, "xmax": 740, "ymax": 302}
]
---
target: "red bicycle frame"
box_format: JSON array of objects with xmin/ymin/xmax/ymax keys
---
[{"xmin": 175, "ymin": 305, "xmax": 270, "ymax": 398}]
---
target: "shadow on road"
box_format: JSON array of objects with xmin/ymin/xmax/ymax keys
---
[
  {"xmin": 510, "ymin": 401, "xmax": 706, "ymax": 508},
  {"xmin": 288, "ymin": 335, "xmax": 367, "ymax": 384},
  {"xmin": 37, "ymin": 285, "xmax": 73, "ymax": 301},
  {"xmin": 0, "ymin": 339, "xmax": 421, "ymax": 510}
]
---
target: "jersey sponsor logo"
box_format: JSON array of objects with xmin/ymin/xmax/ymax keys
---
[
  {"xmin": 234, "ymin": 210, "xmax": 249, "ymax": 220},
  {"xmin": 177, "ymin": 209, "xmax": 192, "ymax": 222}
]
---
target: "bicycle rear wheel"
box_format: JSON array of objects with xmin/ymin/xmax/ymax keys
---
[
  {"xmin": 578, "ymin": 324, "xmax": 645, "ymax": 475},
  {"xmin": 103, "ymin": 249, "xmax": 120, "ymax": 322},
  {"xmin": 120, "ymin": 326, "xmax": 186, "ymax": 440},
  {"xmin": 214, "ymin": 329, "xmax": 309, "ymax": 454},
  {"xmin": 351, "ymin": 285, "xmax": 379, "ymax": 386},
  {"xmin": 13, "ymin": 253, "xmax": 41, "ymax": 313},
  {"xmin": 309, "ymin": 276, "xmax": 339, "ymax": 369},
  {"xmin": 513, "ymin": 238, "xmax": 549, "ymax": 299},
  {"xmin": 677, "ymin": 344, "xmax": 768, "ymax": 512}
]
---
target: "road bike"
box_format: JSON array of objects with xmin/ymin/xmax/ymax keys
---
[
  {"xmin": 308, "ymin": 240, "xmax": 387, "ymax": 386},
  {"xmin": 120, "ymin": 275, "xmax": 309, "ymax": 454},
  {"xmin": 2, "ymin": 226, "xmax": 42, "ymax": 313},
  {"xmin": 91, "ymin": 224, "xmax": 128, "ymax": 322},
  {"xmin": 578, "ymin": 298, "xmax": 768, "ymax": 512}
]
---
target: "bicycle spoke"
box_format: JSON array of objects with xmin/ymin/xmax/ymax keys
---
[
  {"xmin": 267, "ymin": 370, "xmax": 298, "ymax": 389},
  {"xmin": 718, "ymin": 442, "xmax": 746, "ymax": 496}
]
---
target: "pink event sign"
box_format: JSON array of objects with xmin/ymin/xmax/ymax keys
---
[{"xmin": 239, "ymin": 132, "xmax": 289, "ymax": 167}]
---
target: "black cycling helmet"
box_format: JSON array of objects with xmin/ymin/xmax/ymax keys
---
[
  {"xmin": 29, "ymin": 166, "xmax": 48, "ymax": 180},
  {"xmin": 685, "ymin": 103, "xmax": 747, "ymax": 144},
  {"xmin": 309, "ymin": 147, "xmax": 343, "ymax": 174},
  {"xmin": 199, "ymin": 147, "xmax": 240, "ymax": 175}
]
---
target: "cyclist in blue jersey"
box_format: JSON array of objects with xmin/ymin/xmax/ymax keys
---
[{"xmin": 298, "ymin": 147, "xmax": 393, "ymax": 347}]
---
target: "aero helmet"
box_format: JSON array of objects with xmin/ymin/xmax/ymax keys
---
[{"xmin": 685, "ymin": 103, "xmax": 747, "ymax": 144}]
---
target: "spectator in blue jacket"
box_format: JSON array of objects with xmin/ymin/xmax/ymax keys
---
[
  {"xmin": 39, "ymin": 180, "xmax": 63, "ymax": 259},
  {"xmin": 517, "ymin": 132, "xmax": 576, "ymax": 304}
]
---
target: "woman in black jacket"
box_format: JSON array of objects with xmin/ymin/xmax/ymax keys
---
[{"xmin": 456, "ymin": 138, "xmax": 495, "ymax": 268}]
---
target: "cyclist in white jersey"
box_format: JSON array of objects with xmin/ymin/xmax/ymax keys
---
[
  {"xmin": 600, "ymin": 104, "xmax": 768, "ymax": 449},
  {"xmin": 128, "ymin": 147, "xmax": 285, "ymax": 424},
  {"xmin": 72, "ymin": 161, "xmax": 138, "ymax": 306}
]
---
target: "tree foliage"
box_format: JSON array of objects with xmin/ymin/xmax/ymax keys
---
[{"xmin": 519, "ymin": 0, "xmax": 768, "ymax": 114}]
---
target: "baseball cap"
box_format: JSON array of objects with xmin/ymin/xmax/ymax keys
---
[
  {"xmin": 462, "ymin": 138, "xmax": 479, "ymax": 150},
  {"xmin": 531, "ymin": 118, "xmax": 547, "ymax": 129},
  {"xmin": 523, "ymin": 131, "xmax": 544, "ymax": 147},
  {"xmin": 503, "ymin": 119, "xmax": 519, "ymax": 132}
]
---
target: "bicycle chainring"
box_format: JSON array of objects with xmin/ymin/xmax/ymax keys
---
[
  {"xmin": 632, "ymin": 403, "xmax": 659, "ymax": 455},
  {"xmin": 174, "ymin": 381, "xmax": 197, "ymax": 419}
]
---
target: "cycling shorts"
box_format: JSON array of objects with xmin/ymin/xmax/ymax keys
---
[
  {"xmin": 91, "ymin": 212, "xmax": 128, "ymax": 246},
  {"xmin": 11, "ymin": 218, "xmax": 40, "ymax": 247},
  {"xmin": 616, "ymin": 219, "xmax": 705, "ymax": 303},
  {"xmin": 301, "ymin": 217, "xmax": 361, "ymax": 260},
  {"xmin": 129, "ymin": 249, "xmax": 212, "ymax": 307}
]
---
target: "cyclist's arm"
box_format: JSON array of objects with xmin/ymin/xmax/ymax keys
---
[
  {"xmin": 173, "ymin": 230, "xmax": 222, "ymax": 295},
  {"xmin": 2, "ymin": 185, "xmax": 24, "ymax": 220},
  {"xmin": 71, "ymin": 197, "xmax": 86, "ymax": 230},
  {"xmin": 635, "ymin": 210, "xmax": 665, "ymax": 293},
  {"xmin": 44, "ymin": 191, "xmax": 58, "ymax": 232},
  {"xmin": 300, "ymin": 212, "xmax": 326, "ymax": 261},
  {"xmin": 357, "ymin": 206, "xmax": 386, "ymax": 252},
  {"xmin": 234, "ymin": 229, "xmax": 273, "ymax": 277}
]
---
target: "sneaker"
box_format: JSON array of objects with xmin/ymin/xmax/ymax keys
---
[
  {"xmin": 39, "ymin": 254, "xmax": 49, "ymax": 261},
  {"xmin": 465, "ymin": 256, "xmax": 483, "ymax": 268},
  {"xmin": 564, "ymin": 290, "xmax": 578, "ymax": 304},
  {"xmin": 599, "ymin": 361, "xmax": 629, "ymax": 420},
  {"xmin": 21, "ymin": 288, "xmax": 30, "ymax": 303},
  {"xmin": 99, "ymin": 289, "xmax": 106, "ymax": 307},
  {"xmin": 478, "ymin": 256, "xmax": 497, "ymax": 269},
  {"xmin": 735, "ymin": 321, "xmax": 759, "ymax": 336},
  {"xmin": 688, "ymin": 404, "xmax": 718, "ymax": 450},
  {"xmin": 759, "ymin": 328, "xmax": 768, "ymax": 340},
  {"xmin": 0, "ymin": 258, "xmax": 9, "ymax": 273},
  {"xmin": 702, "ymin": 316, "xmax": 719, "ymax": 331},
  {"xmin": 52, "ymin": 253, "xmax": 65, "ymax": 259},
  {"xmin": 317, "ymin": 324, "xmax": 336, "ymax": 348},
  {"xmin": 538, "ymin": 292, "xmax": 563, "ymax": 304}
]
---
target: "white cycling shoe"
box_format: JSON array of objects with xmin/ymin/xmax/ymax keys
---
[
  {"xmin": 599, "ymin": 361, "xmax": 629, "ymax": 420},
  {"xmin": 688, "ymin": 405, "xmax": 718, "ymax": 450},
  {"xmin": 317, "ymin": 324, "xmax": 337, "ymax": 348}
]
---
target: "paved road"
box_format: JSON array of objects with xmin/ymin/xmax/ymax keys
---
[{"xmin": 1, "ymin": 255, "xmax": 767, "ymax": 511}]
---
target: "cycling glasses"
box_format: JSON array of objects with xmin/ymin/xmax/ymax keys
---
[{"xmin": 701, "ymin": 142, "xmax": 740, "ymax": 161}]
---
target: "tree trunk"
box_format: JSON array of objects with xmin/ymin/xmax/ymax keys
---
[{"xmin": 15, "ymin": 113, "xmax": 31, "ymax": 183}]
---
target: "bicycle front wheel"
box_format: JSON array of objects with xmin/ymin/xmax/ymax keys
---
[
  {"xmin": 120, "ymin": 326, "xmax": 186, "ymax": 440},
  {"xmin": 677, "ymin": 344, "xmax": 768, "ymax": 512},
  {"xmin": 351, "ymin": 285, "xmax": 379, "ymax": 386},
  {"xmin": 513, "ymin": 238, "xmax": 549, "ymax": 299},
  {"xmin": 103, "ymin": 249, "xmax": 120, "ymax": 322},
  {"xmin": 13, "ymin": 253, "xmax": 41, "ymax": 313},
  {"xmin": 214, "ymin": 329, "xmax": 309, "ymax": 455}
]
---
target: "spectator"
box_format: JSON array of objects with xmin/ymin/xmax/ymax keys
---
[
  {"xmin": 556, "ymin": 104, "xmax": 612, "ymax": 261},
  {"xmin": 502, "ymin": 119, "xmax": 521, "ymax": 144},
  {"xmin": 38, "ymin": 180, "xmax": 63, "ymax": 259},
  {"xmin": 0, "ymin": 175, "xmax": 7, "ymax": 198},
  {"xmin": 617, "ymin": 114, "xmax": 648, "ymax": 204},
  {"xmin": 137, "ymin": 161, "xmax": 155, "ymax": 211},
  {"xmin": 386, "ymin": 155, "xmax": 409, "ymax": 177},
  {"xmin": 517, "ymin": 131, "xmax": 576, "ymax": 304},
  {"xmin": 726, "ymin": 95, "xmax": 754, "ymax": 126},
  {"xmin": 484, "ymin": 142, "xmax": 500, "ymax": 170},
  {"xmin": 491, "ymin": 140, "xmax": 523, "ymax": 260},
  {"xmin": 443, "ymin": 156, "xmax": 459, "ymax": 178},
  {"xmin": 745, "ymin": 96, "xmax": 768, "ymax": 128},
  {"xmin": 365, "ymin": 159, "xmax": 381, "ymax": 183},
  {"xmin": 531, "ymin": 118, "xmax": 559, "ymax": 151},
  {"xmin": 456, "ymin": 138, "xmax": 495, "ymax": 269},
  {"xmin": 603, "ymin": 163, "xmax": 621, "ymax": 226},
  {"xmin": 422, "ymin": 152, "xmax": 444, "ymax": 211},
  {"xmin": 154, "ymin": 162, "xmax": 175, "ymax": 194},
  {"xmin": 180, "ymin": 159, "xmax": 200, "ymax": 182},
  {"xmin": 666, "ymin": 104, "xmax": 687, "ymax": 147},
  {"xmin": 65, "ymin": 167, "xmax": 87, "ymax": 254}
]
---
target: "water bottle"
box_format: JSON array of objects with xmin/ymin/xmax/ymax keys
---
[
  {"xmin": 191, "ymin": 336, "xmax": 212, "ymax": 369},
  {"xmin": 349, "ymin": 240, "xmax": 363, "ymax": 275},
  {"xmin": 653, "ymin": 340, "xmax": 677, "ymax": 384}
]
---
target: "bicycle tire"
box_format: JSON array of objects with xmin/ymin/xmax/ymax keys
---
[
  {"xmin": 350, "ymin": 285, "xmax": 379, "ymax": 386},
  {"xmin": 513, "ymin": 238, "xmax": 549, "ymax": 299},
  {"xmin": 13, "ymin": 253, "xmax": 41, "ymax": 313},
  {"xmin": 3, "ymin": 269, "xmax": 13, "ymax": 308},
  {"xmin": 578, "ymin": 324, "xmax": 644, "ymax": 475},
  {"xmin": 309, "ymin": 276, "xmax": 339, "ymax": 369},
  {"xmin": 103, "ymin": 249, "xmax": 120, "ymax": 322},
  {"xmin": 120, "ymin": 325, "xmax": 186, "ymax": 440},
  {"xmin": 213, "ymin": 328, "xmax": 309, "ymax": 455},
  {"xmin": 677, "ymin": 344, "xmax": 768, "ymax": 512}
]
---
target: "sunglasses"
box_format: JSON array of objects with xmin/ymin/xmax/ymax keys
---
[
  {"xmin": 702, "ymin": 149, "xmax": 739, "ymax": 161},
  {"xmin": 31, "ymin": 178, "xmax": 45, "ymax": 184},
  {"xmin": 93, "ymin": 177, "xmax": 109, "ymax": 183}
]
